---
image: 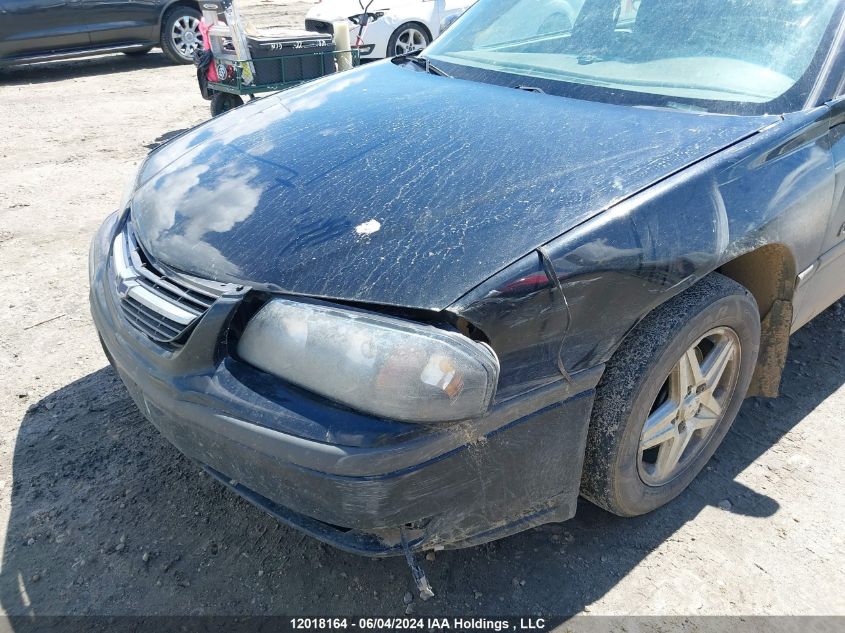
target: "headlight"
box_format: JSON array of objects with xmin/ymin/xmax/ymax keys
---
[{"xmin": 237, "ymin": 298, "xmax": 499, "ymax": 423}]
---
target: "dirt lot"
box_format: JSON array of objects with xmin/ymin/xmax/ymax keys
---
[{"xmin": 0, "ymin": 1, "xmax": 843, "ymax": 622}]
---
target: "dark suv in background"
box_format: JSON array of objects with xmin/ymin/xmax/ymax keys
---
[{"xmin": 0, "ymin": 0, "xmax": 204, "ymax": 66}]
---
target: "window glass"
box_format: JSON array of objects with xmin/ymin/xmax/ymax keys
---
[{"xmin": 425, "ymin": 0, "xmax": 841, "ymax": 111}]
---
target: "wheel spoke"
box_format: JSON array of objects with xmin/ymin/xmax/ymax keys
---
[
  {"xmin": 654, "ymin": 431, "xmax": 691, "ymax": 479},
  {"xmin": 678, "ymin": 347, "xmax": 705, "ymax": 395},
  {"xmin": 696, "ymin": 389, "xmax": 722, "ymax": 421},
  {"xmin": 702, "ymin": 338, "xmax": 736, "ymax": 390},
  {"xmin": 640, "ymin": 400, "xmax": 679, "ymax": 451}
]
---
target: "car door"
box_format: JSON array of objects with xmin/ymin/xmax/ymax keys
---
[
  {"xmin": 778, "ymin": 9, "xmax": 845, "ymax": 331},
  {"xmin": 80, "ymin": 0, "xmax": 159, "ymax": 45},
  {"xmin": 0, "ymin": 0, "xmax": 91, "ymax": 60}
]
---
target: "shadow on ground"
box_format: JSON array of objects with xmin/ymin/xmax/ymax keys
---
[
  {"xmin": 1, "ymin": 302, "xmax": 842, "ymax": 616},
  {"xmin": 0, "ymin": 52, "xmax": 174, "ymax": 87}
]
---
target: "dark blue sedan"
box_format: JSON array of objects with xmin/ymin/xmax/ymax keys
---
[{"xmin": 90, "ymin": 0, "xmax": 845, "ymax": 557}]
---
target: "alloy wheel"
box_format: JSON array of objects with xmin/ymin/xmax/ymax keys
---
[
  {"xmin": 171, "ymin": 15, "xmax": 202, "ymax": 59},
  {"xmin": 638, "ymin": 327, "xmax": 741, "ymax": 486},
  {"xmin": 393, "ymin": 27, "xmax": 428, "ymax": 55}
]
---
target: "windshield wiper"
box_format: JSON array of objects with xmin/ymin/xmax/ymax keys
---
[{"xmin": 392, "ymin": 50, "xmax": 451, "ymax": 78}]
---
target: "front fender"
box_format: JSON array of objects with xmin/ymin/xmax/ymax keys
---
[
  {"xmin": 449, "ymin": 170, "xmax": 727, "ymax": 400},
  {"xmin": 450, "ymin": 109, "xmax": 835, "ymax": 401}
]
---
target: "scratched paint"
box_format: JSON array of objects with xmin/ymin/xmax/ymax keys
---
[
  {"xmin": 355, "ymin": 219, "xmax": 382, "ymax": 236},
  {"xmin": 131, "ymin": 61, "xmax": 770, "ymax": 310}
]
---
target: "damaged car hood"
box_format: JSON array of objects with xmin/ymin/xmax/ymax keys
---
[{"xmin": 131, "ymin": 61, "xmax": 773, "ymax": 310}]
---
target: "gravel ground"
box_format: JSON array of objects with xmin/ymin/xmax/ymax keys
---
[{"xmin": 0, "ymin": 1, "xmax": 844, "ymax": 622}]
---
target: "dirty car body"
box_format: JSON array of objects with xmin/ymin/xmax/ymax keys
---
[{"xmin": 90, "ymin": 0, "xmax": 845, "ymax": 554}]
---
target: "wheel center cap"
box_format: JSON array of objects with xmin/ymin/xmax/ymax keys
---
[
  {"xmin": 185, "ymin": 31, "xmax": 195, "ymax": 44},
  {"xmin": 681, "ymin": 395, "xmax": 699, "ymax": 421}
]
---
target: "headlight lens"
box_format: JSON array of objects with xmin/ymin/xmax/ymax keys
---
[{"xmin": 237, "ymin": 299, "xmax": 499, "ymax": 423}]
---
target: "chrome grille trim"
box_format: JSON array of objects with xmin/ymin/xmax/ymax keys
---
[
  {"xmin": 121, "ymin": 296, "xmax": 185, "ymax": 340},
  {"xmin": 125, "ymin": 283, "xmax": 197, "ymax": 326},
  {"xmin": 111, "ymin": 221, "xmax": 227, "ymax": 344}
]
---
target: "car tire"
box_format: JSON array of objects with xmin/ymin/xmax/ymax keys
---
[
  {"xmin": 387, "ymin": 22, "xmax": 431, "ymax": 57},
  {"xmin": 160, "ymin": 6, "xmax": 203, "ymax": 65},
  {"xmin": 210, "ymin": 92, "xmax": 244, "ymax": 117},
  {"xmin": 123, "ymin": 46, "xmax": 154, "ymax": 57},
  {"xmin": 580, "ymin": 273, "xmax": 761, "ymax": 517}
]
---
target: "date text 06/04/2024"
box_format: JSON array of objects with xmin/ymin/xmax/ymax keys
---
[{"xmin": 289, "ymin": 618, "xmax": 549, "ymax": 631}]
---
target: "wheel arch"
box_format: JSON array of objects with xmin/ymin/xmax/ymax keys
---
[
  {"xmin": 716, "ymin": 243, "xmax": 797, "ymax": 398},
  {"xmin": 389, "ymin": 19, "xmax": 434, "ymax": 46},
  {"xmin": 604, "ymin": 242, "xmax": 798, "ymax": 399}
]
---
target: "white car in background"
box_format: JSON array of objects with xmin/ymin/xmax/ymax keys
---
[{"xmin": 305, "ymin": 0, "xmax": 475, "ymax": 60}]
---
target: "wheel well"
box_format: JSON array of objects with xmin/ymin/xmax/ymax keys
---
[{"xmin": 717, "ymin": 244, "xmax": 797, "ymax": 398}]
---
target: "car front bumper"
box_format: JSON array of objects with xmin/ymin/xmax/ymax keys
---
[{"xmin": 89, "ymin": 214, "xmax": 601, "ymax": 555}]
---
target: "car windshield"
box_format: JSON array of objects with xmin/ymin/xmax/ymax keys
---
[{"xmin": 424, "ymin": 0, "xmax": 842, "ymax": 114}]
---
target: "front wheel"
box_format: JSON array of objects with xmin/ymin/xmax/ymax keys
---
[
  {"xmin": 209, "ymin": 92, "xmax": 243, "ymax": 117},
  {"xmin": 160, "ymin": 6, "xmax": 203, "ymax": 64},
  {"xmin": 581, "ymin": 273, "xmax": 761, "ymax": 517},
  {"xmin": 387, "ymin": 22, "xmax": 431, "ymax": 57}
]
